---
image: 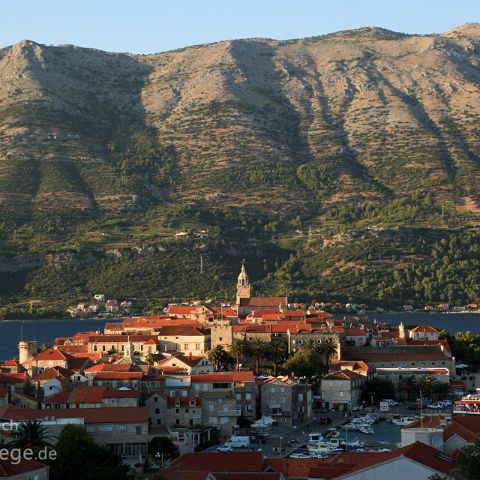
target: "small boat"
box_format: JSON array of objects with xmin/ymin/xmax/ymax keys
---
[
  {"xmin": 342, "ymin": 439, "xmax": 364, "ymax": 450},
  {"xmin": 392, "ymin": 416, "xmax": 418, "ymax": 426},
  {"xmin": 358, "ymin": 426, "xmax": 374, "ymax": 434}
]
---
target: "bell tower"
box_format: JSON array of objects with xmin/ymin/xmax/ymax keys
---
[{"xmin": 236, "ymin": 263, "xmax": 251, "ymax": 304}]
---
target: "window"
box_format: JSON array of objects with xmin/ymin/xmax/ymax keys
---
[
  {"xmin": 223, "ymin": 404, "xmax": 229, "ymax": 412},
  {"xmin": 136, "ymin": 426, "xmax": 142, "ymax": 435},
  {"xmin": 196, "ymin": 344, "xmax": 201, "ymax": 350},
  {"xmin": 246, "ymin": 393, "xmax": 251, "ymax": 400},
  {"xmin": 236, "ymin": 393, "xmax": 241, "ymax": 400},
  {"xmin": 281, "ymin": 397, "xmax": 286, "ymax": 404},
  {"xmin": 339, "ymin": 392, "xmax": 344, "ymax": 398},
  {"xmin": 208, "ymin": 403, "xmax": 214, "ymax": 412},
  {"xmin": 184, "ymin": 344, "xmax": 189, "ymax": 350},
  {"xmin": 298, "ymin": 393, "xmax": 304, "ymax": 401},
  {"xmin": 175, "ymin": 409, "xmax": 179, "ymax": 414},
  {"xmin": 155, "ymin": 408, "xmax": 160, "ymax": 414},
  {"xmin": 175, "ymin": 419, "xmax": 180, "ymax": 425},
  {"xmin": 119, "ymin": 426, "xmax": 127, "ymax": 435}
]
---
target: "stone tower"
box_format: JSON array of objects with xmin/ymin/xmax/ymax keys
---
[
  {"xmin": 236, "ymin": 264, "xmax": 251, "ymax": 304},
  {"xmin": 399, "ymin": 322, "xmax": 406, "ymax": 340},
  {"xmin": 18, "ymin": 340, "xmax": 38, "ymax": 365}
]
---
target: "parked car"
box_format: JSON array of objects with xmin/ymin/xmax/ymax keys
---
[
  {"xmin": 382, "ymin": 399, "xmax": 399, "ymax": 406},
  {"xmin": 427, "ymin": 403, "xmax": 444, "ymax": 409},
  {"xmin": 217, "ymin": 445, "xmax": 233, "ymax": 452},
  {"xmin": 319, "ymin": 417, "xmax": 332, "ymax": 424}
]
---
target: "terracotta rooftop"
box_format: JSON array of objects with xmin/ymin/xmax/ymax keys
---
[
  {"xmin": 0, "ymin": 456, "xmax": 47, "ymax": 477},
  {"xmin": 190, "ymin": 372, "xmax": 254, "ymax": 383},
  {"xmin": 0, "ymin": 405, "xmax": 148, "ymax": 424},
  {"xmin": 239, "ymin": 297, "xmax": 288, "ymax": 307},
  {"xmin": 166, "ymin": 452, "xmax": 264, "ymax": 474},
  {"xmin": 158, "ymin": 325, "xmax": 209, "ymax": 337},
  {"xmin": 33, "ymin": 349, "xmax": 69, "ymax": 361},
  {"xmin": 410, "ymin": 325, "xmax": 439, "ymax": 333}
]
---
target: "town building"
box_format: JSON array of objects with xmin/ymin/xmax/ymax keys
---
[
  {"xmin": 259, "ymin": 375, "xmax": 312, "ymax": 427},
  {"xmin": 320, "ymin": 370, "xmax": 366, "ymax": 411}
]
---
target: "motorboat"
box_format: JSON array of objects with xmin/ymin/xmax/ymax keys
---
[
  {"xmin": 342, "ymin": 439, "xmax": 364, "ymax": 450},
  {"xmin": 307, "ymin": 435, "xmax": 343, "ymax": 454},
  {"xmin": 392, "ymin": 416, "xmax": 418, "ymax": 426},
  {"xmin": 358, "ymin": 426, "xmax": 374, "ymax": 434}
]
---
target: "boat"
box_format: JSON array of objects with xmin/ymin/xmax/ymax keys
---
[
  {"xmin": 358, "ymin": 426, "xmax": 374, "ymax": 434},
  {"xmin": 392, "ymin": 416, "xmax": 419, "ymax": 426},
  {"xmin": 342, "ymin": 439, "xmax": 364, "ymax": 450},
  {"xmin": 307, "ymin": 434, "xmax": 343, "ymax": 455}
]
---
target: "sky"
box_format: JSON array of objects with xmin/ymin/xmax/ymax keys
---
[{"xmin": 1, "ymin": 0, "xmax": 480, "ymax": 54}]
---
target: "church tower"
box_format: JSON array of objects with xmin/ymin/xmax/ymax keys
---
[{"xmin": 236, "ymin": 264, "xmax": 251, "ymax": 304}]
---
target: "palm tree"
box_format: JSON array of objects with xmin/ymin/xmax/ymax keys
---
[
  {"xmin": 301, "ymin": 338, "xmax": 321, "ymax": 353},
  {"xmin": 399, "ymin": 376, "xmax": 416, "ymax": 401},
  {"xmin": 10, "ymin": 420, "xmax": 52, "ymax": 450},
  {"xmin": 250, "ymin": 338, "xmax": 267, "ymax": 374},
  {"xmin": 229, "ymin": 340, "xmax": 247, "ymax": 371},
  {"xmin": 208, "ymin": 345, "xmax": 228, "ymax": 371},
  {"xmin": 319, "ymin": 337, "xmax": 338, "ymax": 372},
  {"xmin": 269, "ymin": 340, "xmax": 286, "ymax": 375}
]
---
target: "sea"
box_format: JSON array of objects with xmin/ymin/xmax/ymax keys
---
[
  {"xmin": 0, "ymin": 317, "xmax": 117, "ymax": 360},
  {"xmin": 0, "ymin": 312, "xmax": 479, "ymax": 360}
]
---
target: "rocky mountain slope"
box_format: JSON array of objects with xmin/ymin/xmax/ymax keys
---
[{"xmin": 1, "ymin": 25, "xmax": 480, "ymax": 310}]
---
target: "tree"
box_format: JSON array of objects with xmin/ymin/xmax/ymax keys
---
[
  {"xmin": 457, "ymin": 440, "xmax": 480, "ymax": 480},
  {"xmin": 148, "ymin": 436, "xmax": 177, "ymax": 458},
  {"xmin": 282, "ymin": 343, "xmax": 324, "ymax": 378},
  {"xmin": 49, "ymin": 425, "xmax": 129, "ymax": 480},
  {"xmin": 207, "ymin": 345, "xmax": 233, "ymax": 371},
  {"xmin": 398, "ymin": 376, "xmax": 417, "ymax": 401},
  {"xmin": 229, "ymin": 339, "xmax": 247, "ymax": 371},
  {"xmin": 250, "ymin": 338, "xmax": 268, "ymax": 374},
  {"xmin": 269, "ymin": 340, "xmax": 286, "ymax": 375},
  {"xmin": 319, "ymin": 337, "xmax": 338, "ymax": 373},
  {"xmin": 362, "ymin": 378, "xmax": 395, "ymax": 405},
  {"xmin": 144, "ymin": 352, "xmax": 156, "ymax": 365},
  {"xmin": 10, "ymin": 420, "xmax": 52, "ymax": 450}
]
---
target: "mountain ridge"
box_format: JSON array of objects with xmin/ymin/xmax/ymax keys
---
[{"xmin": 1, "ymin": 25, "xmax": 480, "ymax": 311}]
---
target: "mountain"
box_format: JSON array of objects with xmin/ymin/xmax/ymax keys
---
[{"xmin": 1, "ymin": 25, "xmax": 480, "ymax": 314}]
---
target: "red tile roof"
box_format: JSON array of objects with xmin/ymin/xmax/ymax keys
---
[
  {"xmin": 93, "ymin": 371, "xmax": 143, "ymax": 380},
  {"xmin": 167, "ymin": 452, "xmax": 264, "ymax": 474},
  {"xmin": 335, "ymin": 441, "xmax": 456, "ymax": 477},
  {"xmin": 43, "ymin": 386, "xmax": 138, "ymax": 405},
  {"xmin": 34, "ymin": 349, "xmax": 69, "ymax": 361},
  {"xmin": 190, "ymin": 372, "xmax": 254, "ymax": 383},
  {"xmin": 0, "ymin": 373, "xmax": 27, "ymax": 384},
  {"xmin": 323, "ymin": 370, "xmax": 364, "ymax": 381},
  {"xmin": 0, "ymin": 405, "xmax": 148, "ymax": 424},
  {"xmin": 32, "ymin": 366, "xmax": 70, "ymax": 382},
  {"xmin": 345, "ymin": 329, "xmax": 367, "ymax": 336},
  {"xmin": 85, "ymin": 363, "xmax": 132, "ymax": 373},
  {"xmin": 56, "ymin": 345, "xmax": 89, "ymax": 354},
  {"xmin": 410, "ymin": 326, "xmax": 439, "ymax": 333},
  {"xmin": 158, "ymin": 326, "xmax": 209, "ymax": 337},
  {"xmin": 0, "ymin": 456, "xmax": 47, "ymax": 476},
  {"xmin": 87, "ymin": 334, "xmax": 158, "ymax": 342},
  {"xmin": 240, "ymin": 297, "xmax": 288, "ymax": 307}
]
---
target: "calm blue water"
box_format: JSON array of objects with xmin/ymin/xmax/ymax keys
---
[
  {"xmin": 337, "ymin": 312, "xmax": 480, "ymax": 336},
  {"xmin": 0, "ymin": 318, "xmax": 115, "ymax": 360}
]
